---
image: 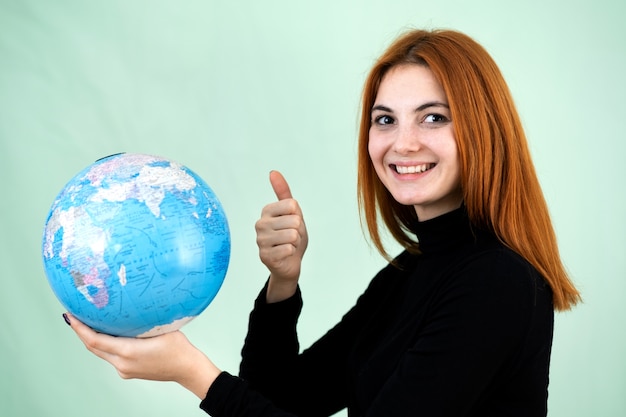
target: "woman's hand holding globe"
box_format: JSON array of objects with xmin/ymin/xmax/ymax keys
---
[{"xmin": 65, "ymin": 312, "xmax": 221, "ymax": 399}]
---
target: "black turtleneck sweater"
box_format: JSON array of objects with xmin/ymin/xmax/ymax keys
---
[{"xmin": 200, "ymin": 208, "xmax": 554, "ymax": 417}]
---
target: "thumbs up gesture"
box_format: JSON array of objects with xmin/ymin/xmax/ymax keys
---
[{"xmin": 255, "ymin": 171, "xmax": 309, "ymax": 303}]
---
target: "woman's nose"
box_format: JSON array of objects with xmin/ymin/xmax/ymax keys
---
[{"xmin": 392, "ymin": 124, "xmax": 422, "ymax": 154}]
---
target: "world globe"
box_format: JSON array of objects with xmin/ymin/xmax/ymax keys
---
[{"xmin": 42, "ymin": 153, "xmax": 230, "ymax": 338}]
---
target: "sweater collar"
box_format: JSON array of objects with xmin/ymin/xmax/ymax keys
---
[{"xmin": 412, "ymin": 206, "xmax": 476, "ymax": 255}]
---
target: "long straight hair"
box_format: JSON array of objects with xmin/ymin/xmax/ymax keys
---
[{"xmin": 357, "ymin": 29, "xmax": 580, "ymax": 311}]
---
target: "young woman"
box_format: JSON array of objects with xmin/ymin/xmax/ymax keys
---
[{"xmin": 67, "ymin": 28, "xmax": 581, "ymax": 416}]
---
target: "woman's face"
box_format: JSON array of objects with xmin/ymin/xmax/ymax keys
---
[{"xmin": 368, "ymin": 64, "xmax": 463, "ymax": 221}]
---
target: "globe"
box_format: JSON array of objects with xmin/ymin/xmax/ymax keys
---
[{"xmin": 42, "ymin": 153, "xmax": 230, "ymax": 338}]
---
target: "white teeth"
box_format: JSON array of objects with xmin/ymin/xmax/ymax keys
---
[{"xmin": 395, "ymin": 164, "xmax": 434, "ymax": 174}]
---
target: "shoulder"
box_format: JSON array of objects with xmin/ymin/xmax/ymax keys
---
[
  {"xmin": 447, "ymin": 240, "xmax": 553, "ymax": 318},
  {"xmin": 369, "ymin": 249, "xmax": 418, "ymax": 284},
  {"xmin": 463, "ymin": 240, "xmax": 547, "ymax": 292},
  {"xmin": 354, "ymin": 250, "xmax": 418, "ymax": 306}
]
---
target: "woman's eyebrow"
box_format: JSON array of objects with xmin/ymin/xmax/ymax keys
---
[
  {"xmin": 371, "ymin": 104, "xmax": 392, "ymax": 112},
  {"xmin": 416, "ymin": 101, "xmax": 449, "ymax": 111},
  {"xmin": 371, "ymin": 101, "xmax": 449, "ymax": 113}
]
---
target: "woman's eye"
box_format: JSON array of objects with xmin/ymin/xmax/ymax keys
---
[
  {"xmin": 374, "ymin": 115, "xmax": 394, "ymax": 125},
  {"xmin": 424, "ymin": 114, "xmax": 448, "ymax": 123}
]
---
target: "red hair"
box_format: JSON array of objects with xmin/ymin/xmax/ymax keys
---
[{"xmin": 357, "ymin": 29, "xmax": 580, "ymax": 311}]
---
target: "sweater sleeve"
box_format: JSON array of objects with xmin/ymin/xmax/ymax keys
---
[
  {"xmin": 200, "ymin": 261, "xmax": 406, "ymax": 417},
  {"xmin": 237, "ymin": 273, "xmax": 400, "ymax": 417},
  {"xmin": 199, "ymin": 371, "xmax": 298, "ymax": 417},
  {"xmin": 199, "ymin": 281, "xmax": 303, "ymax": 417}
]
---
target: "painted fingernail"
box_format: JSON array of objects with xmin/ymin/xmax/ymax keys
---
[
  {"xmin": 62, "ymin": 313, "xmax": 71, "ymax": 326},
  {"xmin": 95, "ymin": 152, "xmax": 125, "ymax": 162}
]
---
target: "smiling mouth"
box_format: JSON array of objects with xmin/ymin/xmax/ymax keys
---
[{"xmin": 392, "ymin": 163, "xmax": 436, "ymax": 174}]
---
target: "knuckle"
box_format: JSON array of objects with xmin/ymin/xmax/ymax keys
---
[
  {"xmin": 285, "ymin": 199, "xmax": 299, "ymax": 213},
  {"xmin": 82, "ymin": 334, "xmax": 99, "ymax": 351},
  {"xmin": 292, "ymin": 216, "xmax": 304, "ymax": 230},
  {"xmin": 258, "ymin": 247, "xmax": 270, "ymax": 260},
  {"xmin": 260, "ymin": 202, "xmax": 273, "ymax": 215},
  {"xmin": 279, "ymin": 243, "xmax": 296, "ymax": 258},
  {"xmin": 286, "ymin": 229, "xmax": 299, "ymax": 243},
  {"xmin": 255, "ymin": 216, "xmax": 267, "ymax": 229}
]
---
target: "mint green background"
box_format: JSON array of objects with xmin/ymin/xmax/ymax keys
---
[{"xmin": 1, "ymin": 1, "xmax": 624, "ymax": 416}]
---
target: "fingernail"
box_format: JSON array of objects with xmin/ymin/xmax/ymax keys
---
[
  {"xmin": 95, "ymin": 152, "xmax": 125, "ymax": 162},
  {"xmin": 62, "ymin": 313, "xmax": 71, "ymax": 326}
]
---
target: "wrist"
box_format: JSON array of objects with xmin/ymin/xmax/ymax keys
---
[
  {"xmin": 179, "ymin": 350, "xmax": 221, "ymax": 400},
  {"xmin": 266, "ymin": 276, "xmax": 298, "ymax": 303}
]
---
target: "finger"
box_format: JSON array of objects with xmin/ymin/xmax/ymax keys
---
[
  {"xmin": 65, "ymin": 313, "xmax": 95, "ymax": 342},
  {"xmin": 66, "ymin": 313, "xmax": 121, "ymax": 357},
  {"xmin": 269, "ymin": 170, "xmax": 293, "ymax": 201},
  {"xmin": 260, "ymin": 243, "xmax": 298, "ymax": 264},
  {"xmin": 257, "ymin": 211, "xmax": 303, "ymax": 231},
  {"xmin": 260, "ymin": 199, "xmax": 302, "ymax": 220},
  {"xmin": 257, "ymin": 227, "xmax": 301, "ymax": 248}
]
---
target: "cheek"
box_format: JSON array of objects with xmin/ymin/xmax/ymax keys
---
[
  {"xmin": 367, "ymin": 133, "xmax": 384, "ymax": 165},
  {"xmin": 368, "ymin": 140, "xmax": 389, "ymax": 185},
  {"xmin": 447, "ymin": 145, "xmax": 462, "ymax": 186},
  {"xmin": 438, "ymin": 131, "xmax": 460, "ymax": 167}
]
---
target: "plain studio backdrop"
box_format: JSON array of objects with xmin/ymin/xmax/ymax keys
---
[{"xmin": 1, "ymin": 1, "xmax": 624, "ymax": 416}]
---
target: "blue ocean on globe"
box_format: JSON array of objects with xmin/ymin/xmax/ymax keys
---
[{"xmin": 42, "ymin": 153, "xmax": 230, "ymax": 337}]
